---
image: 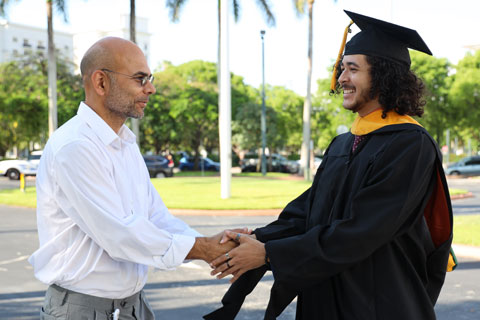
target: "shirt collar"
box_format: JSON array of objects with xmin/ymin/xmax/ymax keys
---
[
  {"xmin": 77, "ymin": 102, "xmax": 136, "ymax": 148},
  {"xmin": 350, "ymin": 108, "xmax": 422, "ymax": 135}
]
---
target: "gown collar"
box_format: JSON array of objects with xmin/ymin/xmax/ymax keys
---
[{"xmin": 351, "ymin": 108, "xmax": 421, "ymax": 135}]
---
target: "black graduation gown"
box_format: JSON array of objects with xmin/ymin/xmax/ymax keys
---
[{"xmin": 204, "ymin": 123, "xmax": 453, "ymax": 320}]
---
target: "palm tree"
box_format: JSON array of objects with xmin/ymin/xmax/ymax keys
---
[
  {"xmin": 1, "ymin": 0, "xmax": 67, "ymax": 138},
  {"xmin": 129, "ymin": 0, "xmax": 140, "ymax": 144},
  {"xmin": 294, "ymin": 0, "xmax": 335, "ymax": 180}
]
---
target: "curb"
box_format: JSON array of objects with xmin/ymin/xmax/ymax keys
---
[
  {"xmin": 450, "ymin": 192, "xmax": 474, "ymax": 200},
  {"xmin": 170, "ymin": 208, "xmax": 281, "ymax": 216},
  {"xmin": 452, "ymin": 244, "xmax": 480, "ymax": 260}
]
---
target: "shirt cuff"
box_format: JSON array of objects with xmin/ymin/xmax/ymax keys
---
[{"xmin": 152, "ymin": 234, "xmax": 196, "ymax": 270}]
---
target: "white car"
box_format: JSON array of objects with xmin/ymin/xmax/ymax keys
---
[{"xmin": 0, "ymin": 150, "xmax": 42, "ymax": 180}]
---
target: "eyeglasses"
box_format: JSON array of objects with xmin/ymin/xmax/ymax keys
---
[{"xmin": 101, "ymin": 68, "xmax": 154, "ymax": 86}]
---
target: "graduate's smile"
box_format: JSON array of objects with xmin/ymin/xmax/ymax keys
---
[{"xmin": 343, "ymin": 87, "xmax": 356, "ymax": 97}]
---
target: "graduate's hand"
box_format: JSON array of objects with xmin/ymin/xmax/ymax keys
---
[
  {"xmin": 219, "ymin": 227, "xmax": 254, "ymax": 244},
  {"xmin": 210, "ymin": 230, "xmax": 266, "ymax": 283}
]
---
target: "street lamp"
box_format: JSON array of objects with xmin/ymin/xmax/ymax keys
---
[{"xmin": 260, "ymin": 30, "xmax": 267, "ymax": 176}]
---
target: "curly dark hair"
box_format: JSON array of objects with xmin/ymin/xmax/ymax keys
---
[{"xmin": 334, "ymin": 55, "xmax": 426, "ymax": 118}]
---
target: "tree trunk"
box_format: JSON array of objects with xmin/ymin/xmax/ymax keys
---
[
  {"xmin": 300, "ymin": 0, "xmax": 314, "ymax": 180},
  {"xmin": 46, "ymin": 0, "xmax": 57, "ymax": 136},
  {"xmin": 217, "ymin": 0, "xmax": 221, "ymax": 97},
  {"xmin": 130, "ymin": 0, "xmax": 140, "ymax": 145}
]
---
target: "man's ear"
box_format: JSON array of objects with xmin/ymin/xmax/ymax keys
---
[{"xmin": 91, "ymin": 70, "xmax": 109, "ymax": 96}]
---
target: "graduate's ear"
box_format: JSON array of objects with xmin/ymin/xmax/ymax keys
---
[{"xmin": 90, "ymin": 69, "xmax": 109, "ymax": 96}]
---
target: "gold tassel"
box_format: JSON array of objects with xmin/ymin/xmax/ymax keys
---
[{"xmin": 330, "ymin": 20, "xmax": 354, "ymax": 93}]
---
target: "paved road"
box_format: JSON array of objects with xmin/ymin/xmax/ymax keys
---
[
  {"xmin": 0, "ymin": 203, "xmax": 479, "ymax": 319},
  {"xmin": 0, "ymin": 176, "xmax": 35, "ymax": 191},
  {"xmin": 448, "ymin": 178, "xmax": 480, "ymax": 216}
]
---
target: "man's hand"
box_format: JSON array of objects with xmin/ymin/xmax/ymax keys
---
[
  {"xmin": 210, "ymin": 230, "xmax": 266, "ymax": 283},
  {"xmin": 186, "ymin": 228, "xmax": 251, "ymax": 262}
]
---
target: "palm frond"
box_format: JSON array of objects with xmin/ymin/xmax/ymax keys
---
[
  {"xmin": 166, "ymin": 0, "xmax": 187, "ymax": 22},
  {"xmin": 232, "ymin": 0, "xmax": 240, "ymax": 22},
  {"xmin": 256, "ymin": 0, "xmax": 275, "ymax": 27},
  {"xmin": 292, "ymin": 0, "xmax": 306, "ymax": 16},
  {"xmin": 53, "ymin": 0, "xmax": 68, "ymax": 23},
  {"xmin": 0, "ymin": 0, "xmax": 18, "ymax": 17}
]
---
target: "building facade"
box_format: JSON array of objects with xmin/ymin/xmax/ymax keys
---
[{"xmin": 0, "ymin": 19, "xmax": 73, "ymax": 63}]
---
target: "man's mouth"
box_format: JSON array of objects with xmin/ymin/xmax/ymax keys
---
[
  {"xmin": 343, "ymin": 88, "xmax": 355, "ymax": 94},
  {"xmin": 136, "ymin": 100, "xmax": 148, "ymax": 107}
]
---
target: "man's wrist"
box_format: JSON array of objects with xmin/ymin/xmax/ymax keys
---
[{"xmin": 186, "ymin": 237, "xmax": 208, "ymax": 260}]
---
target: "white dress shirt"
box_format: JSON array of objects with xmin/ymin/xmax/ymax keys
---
[{"xmin": 29, "ymin": 102, "xmax": 202, "ymax": 299}]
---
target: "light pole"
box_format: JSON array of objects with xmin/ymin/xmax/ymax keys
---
[{"xmin": 260, "ymin": 30, "xmax": 267, "ymax": 176}]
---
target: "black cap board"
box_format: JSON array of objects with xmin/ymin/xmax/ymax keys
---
[{"xmin": 343, "ymin": 10, "xmax": 432, "ymax": 66}]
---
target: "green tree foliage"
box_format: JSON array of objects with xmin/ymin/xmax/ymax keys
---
[
  {"xmin": 410, "ymin": 51, "xmax": 452, "ymax": 145},
  {"xmin": 0, "ymin": 52, "xmax": 82, "ymax": 156},
  {"xmin": 264, "ymin": 85, "xmax": 303, "ymax": 154},
  {"xmin": 232, "ymin": 102, "xmax": 278, "ymax": 152},
  {"xmin": 0, "ymin": 54, "xmax": 47, "ymax": 156},
  {"xmin": 448, "ymin": 50, "xmax": 480, "ymax": 152},
  {"xmin": 311, "ymin": 78, "xmax": 355, "ymax": 152},
  {"xmin": 145, "ymin": 60, "xmax": 253, "ymax": 167}
]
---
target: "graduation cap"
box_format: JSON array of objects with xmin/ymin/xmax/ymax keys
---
[{"xmin": 330, "ymin": 10, "xmax": 432, "ymax": 92}]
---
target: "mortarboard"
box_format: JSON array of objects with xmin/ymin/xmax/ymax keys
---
[{"xmin": 330, "ymin": 10, "xmax": 432, "ymax": 92}]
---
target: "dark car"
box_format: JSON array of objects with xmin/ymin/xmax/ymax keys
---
[
  {"xmin": 240, "ymin": 153, "xmax": 289, "ymax": 173},
  {"xmin": 445, "ymin": 155, "xmax": 480, "ymax": 176},
  {"xmin": 143, "ymin": 155, "xmax": 174, "ymax": 178},
  {"xmin": 178, "ymin": 156, "xmax": 220, "ymax": 171}
]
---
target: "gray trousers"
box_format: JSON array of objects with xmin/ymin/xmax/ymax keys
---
[{"xmin": 40, "ymin": 284, "xmax": 155, "ymax": 320}]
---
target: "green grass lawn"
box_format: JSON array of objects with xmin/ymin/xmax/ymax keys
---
[
  {"xmin": 0, "ymin": 187, "xmax": 37, "ymax": 208},
  {"xmin": 151, "ymin": 176, "xmax": 310, "ymax": 209},
  {"xmin": 453, "ymin": 214, "xmax": 480, "ymax": 246}
]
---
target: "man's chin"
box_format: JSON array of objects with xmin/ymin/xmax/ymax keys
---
[
  {"xmin": 129, "ymin": 112, "xmax": 144, "ymax": 120},
  {"xmin": 342, "ymin": 103, "xmax": 358, "ymax": 113}
]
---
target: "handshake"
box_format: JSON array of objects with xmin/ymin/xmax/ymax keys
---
[{"xmin": 186, "ymin": 228, "xmax": 267, "ymax": 283}]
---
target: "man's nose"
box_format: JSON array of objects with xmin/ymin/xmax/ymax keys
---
[{"xmin": 144, "ymin": 80, "xmax": 156, "ymax": 95}]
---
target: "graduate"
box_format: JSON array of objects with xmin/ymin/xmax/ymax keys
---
[{"xmin": 206, "ymin": 10, "xmax": 454, "ymax": 320}]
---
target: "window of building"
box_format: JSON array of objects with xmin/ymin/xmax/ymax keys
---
[
  {"xmin": 12, "ymin": 37, "xmax": 18, "ymax": 42},
  {"xmin": 23, "ymin": 39, "xmax": 31, "ymax": 48},
  {"xmin": 37, "ymin": 41, "xmax": 45, "ymax": 50}
]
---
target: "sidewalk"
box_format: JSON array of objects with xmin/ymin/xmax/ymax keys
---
[{"xmin": 452, "ymin": 244, "xmax": 480, "ymax": 260}]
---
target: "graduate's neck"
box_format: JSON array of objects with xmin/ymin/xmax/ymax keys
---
[{"xmin": 357, "ymin": 100, "xmax": 382, "ymax": 117}]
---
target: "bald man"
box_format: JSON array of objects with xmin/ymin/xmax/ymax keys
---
[{"xmin": 29, "ymin": 37, "xmax": 238, "ymax": 320}]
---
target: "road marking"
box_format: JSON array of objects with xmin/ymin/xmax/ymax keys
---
[
  {"xmin": 180, "ymin": 262, "xmax": 203, "ymax": 269},
  {"xmin": 0, "ymin": 255, "xmax": 29, "ymax": 265}
]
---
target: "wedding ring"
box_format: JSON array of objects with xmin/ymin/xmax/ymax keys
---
[
  {"xmin": 235, "ymin": 233, "xmax": 241, "ymax": 242},
  {"xmin": 225, "ymin": 252, "xmax": 230, "ymax": 259}
]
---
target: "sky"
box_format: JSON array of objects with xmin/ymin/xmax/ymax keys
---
[{"xmin": 3, "ymin": 0, "xmax": 479, "ymax": 95}]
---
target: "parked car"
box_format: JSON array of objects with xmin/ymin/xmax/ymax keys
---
[
  {"xmin": 294, "ymin": 156, "xmax": 323, "ymax": 174},
  {"xmin": 240, "ymin": 153, "xmax": 289, "ymax": 173},
  {"xmin": 143, "ymin": 155, "xmax": 174, "ymax": 178},
  {"xmin": 0, "ymin": 150, "xmax": 42, "ymax": 180},
  {"xmin": 445, "ymin": 155, "xmax": 480, "ymax": 176},
  {"xmin": 179, "ymin": 156, "xmax": 220, "ymax": 171}
]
